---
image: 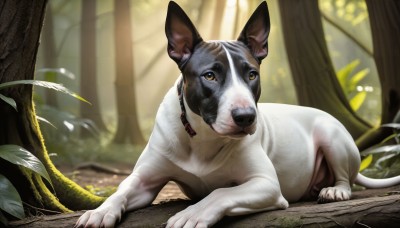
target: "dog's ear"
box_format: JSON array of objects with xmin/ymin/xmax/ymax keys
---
[
  {"xmin": 165, "ymin": 1, "xmax": 203, "ymax": 68},
  {"xmin": 237, "ymin": 1, "xmax": 270, "ymax": 63}
]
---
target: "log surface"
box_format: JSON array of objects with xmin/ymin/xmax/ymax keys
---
[{"xmin": 9, "ymin": 186, "xmax": 400, "ymax": 227}]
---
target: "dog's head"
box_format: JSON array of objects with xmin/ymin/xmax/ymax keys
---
[{"xmin": 166, "ymin": 1, "xmax": 270, "ymax": 138}]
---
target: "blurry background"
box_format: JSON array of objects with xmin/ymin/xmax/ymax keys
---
[{"xmin": 34, "ymin": 0, "xmax": 380, "ymax": 166}]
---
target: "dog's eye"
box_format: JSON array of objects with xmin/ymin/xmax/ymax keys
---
[
  {"xmin": 249, "ymin": 71, "xmax": 258, "ymax": 80},
  {"xmin": 203, "ymin": 72, "xmax": 217, "ymax": 81}
]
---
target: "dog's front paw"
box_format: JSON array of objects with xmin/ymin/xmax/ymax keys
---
[
  {"xmin": 166, "ymin": 204, "xmax": 222, "ymax": 228},
  {"xmin": 75, "ymin": 206, "xmax": 123, "ymax": 228},
  {"xmin": 317, "ymin": 186, "xmax": 351, "ymax": 204}
]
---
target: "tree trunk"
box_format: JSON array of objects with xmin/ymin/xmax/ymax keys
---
[
  {"xmin": 9, "ymin": 186, "xmax": 400, "ymax": 227},
  {"xmin": 0, "ymin": 0, "xmax": 103, "ymax": 215},
  {"xmin": 209, "ymin": 0, "xmax": 226, "ymax": 40},
  {"xmin": 80, "ymin": 0, "xmax": 107, "ymax": 133},
  {"xmin": 113, "ymin": 0, "xmax": 145, "ymax": 145},
  {"xmin": 365, "ymin": 0, "xmax": 400, "ymax": 125},
  {"xmin": 278, "ymin": 0, "xmax": 371, "ymax": 139},
  {"xmin": 41, "ymin": 3, "xmax": 58, "ymax": 107},
  {"xmin": 355, "ymin": 0, "xmax": 400, "ymax": 150}
]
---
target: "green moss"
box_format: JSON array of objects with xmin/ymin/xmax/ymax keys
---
[{"xmin": 277, "ymin": 216, "xmax": 303, "ymax": 228}]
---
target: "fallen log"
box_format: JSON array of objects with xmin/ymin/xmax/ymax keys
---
[{"xmin": 9, "ymin": 186, "xmax": 400, "ymax": 227}]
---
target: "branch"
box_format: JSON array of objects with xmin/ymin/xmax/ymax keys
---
[{"xmin": 321, "ymin": 12, "xmax": 373, "ymax": 57}]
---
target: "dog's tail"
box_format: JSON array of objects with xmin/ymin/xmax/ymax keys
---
[{"xmin": 355, "ymin": 173, "xmax": 400, "ymax": 188}]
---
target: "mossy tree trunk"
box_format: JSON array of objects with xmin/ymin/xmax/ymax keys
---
[
  {"xmin": 278, "ymin": 0, "xmax": 371, "ymax": 140},
  {"xmin": 113, "ymin": 0, "xmax": 146, "ymax": 145},
  {"xmin": 0, "ymin": 0, "xmax": 103, "ymax": 215}
]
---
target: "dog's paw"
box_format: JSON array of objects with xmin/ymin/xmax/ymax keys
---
[
  {"xmin": 166, "ymin": 204, "xmax": 222, "ymax": 228},
  {"xmin": 74, "ymin": 207, "xmax": 123, "ymax": 228},
  {"xmin": 317, "ymin": 186, "xmax": 351, "ymax": 204}
]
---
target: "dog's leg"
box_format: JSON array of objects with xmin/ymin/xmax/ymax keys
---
[
  {"xmin": 75, "ymin": 152, "xmax": 171, "ymax": 228},
  {"xmin": 167, "ymin": 179, "xmax": 288, "ymax": 228},
  {"xmin": 315, "ymin": 121, "xmax": 360, "ymax": 203},
  {"xmin": 166, "ymin": 156, "xmax": 289, "ymax": 228}
]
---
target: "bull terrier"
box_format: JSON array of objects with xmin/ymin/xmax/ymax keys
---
[{"xmin": 76, "ymin": 1, "xmax": 400, "ymax": 227}]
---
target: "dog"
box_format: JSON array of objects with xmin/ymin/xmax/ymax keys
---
[{"xmin": 76, "ymin": 1, "xmax": 400, "ymax": 227}]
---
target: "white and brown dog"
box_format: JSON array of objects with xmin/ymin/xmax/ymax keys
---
[{"xmin": 76, "ymin": 1, "xmax": 400, "ymax": 227}]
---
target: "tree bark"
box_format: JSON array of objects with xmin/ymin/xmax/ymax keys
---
[
  {"xmin": 0, "ymin": 0, "xmax": 103, "ymax": 214},
  {"xmin": 80, "ymin": 0, "xmax": 107, "ymax": 132},
  {"xmin": 278, "ymin": 0, "xmax": 371, "ymax": 139},
  {"xmin": 354, "ymin": 0, "xmax": 400, "ymax": 151},
  {"xmin": 365, "ymin": 0, "xmax": 400, "ymax": 123},
  {"xmin": 113, "ymin": 0, "xmax": 145, "ymax": 145},
  {"xmin": 365, "ymin": 0, "xmax": 400, "ymax": 125},
  {"xmin": 41, "ymin": 2, "xmax": 58, "ymax": 107},
  {"xmin": 9, "ymin": 186, "xmax": 400, "ymax": 227}
]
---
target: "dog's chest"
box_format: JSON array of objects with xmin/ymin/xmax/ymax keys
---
[{"xmin": 171, "ymin": 140, "xmax": 240, "ymax": 198}]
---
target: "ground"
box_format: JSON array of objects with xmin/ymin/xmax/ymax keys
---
[{"xmin": 58, "ymin": 163, "xmax": 188, "ymax": 204}]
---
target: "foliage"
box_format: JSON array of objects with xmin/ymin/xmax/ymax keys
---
[
  {"xmin": 0, "ymin": 80, "xmax": 89, "ymax": 111},
  {"xmin": 37, "ymin": 105, "xmax": 101, "ymax": 146},
  {"xmin": 0, "ymin": 78, "xmax": 94, "ymax": 224},
  {"xmin": 0, "ymin": 145, "xmax": 53, "ymax": 226},
  {"xmin": 337, "ymin": 59, "xmax": 369, "ymax": 111},
  {"xmin": 360, "ymin": 123, "xmax": 400, "ymax": 178},
  {"xmin": 0, "ymin": 145, "xmax": 53, "ymax": 188}
]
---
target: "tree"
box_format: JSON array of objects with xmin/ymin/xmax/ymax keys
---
[
  {"xmin": 356, "ymin": 0, "xmax": 400, "ymax": 150},
  {"xmin": 366, "ymin": 0, "xmax": 400, "ymax": 124},
  {"xmin": 41, "ymin": 2, "xmax": 58, "ymax": 107},
  {"xmin": 209, "ymin": 0, "xmax": 226, "ymax": 40},
  {"xmin": 113, "ymin": 0, "xmax": 145, "ymax": 145},
  {"xmin": 278, "ymin": 0, "xmax": 371, "ymax": 139},
  {"xmin": 80, "ymin": 0, "xmax": 107, "ymax": 132},
  {"xmin": 0, "ymin": 0, "xmax": 103, "ymax": 215}
]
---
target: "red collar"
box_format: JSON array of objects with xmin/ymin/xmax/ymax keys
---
[{"xmin": 177, "ymin": 79, "xmax": 197, "ymax": 137}]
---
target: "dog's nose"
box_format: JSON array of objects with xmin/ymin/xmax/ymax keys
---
[{"xmin": 231, "ymin": 107, "xmax": 256, "ymax": 128}]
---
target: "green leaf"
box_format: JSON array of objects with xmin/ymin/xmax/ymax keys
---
[
  {"xmin": 375, "ymin": 153, "xmax": 397, "ymax": 169},
  {"xmin": 350, "ymin": 91, "xmax": 366, "ymax": 111},
  {"xmin": 348, "ymin": 68, "xmax": 369, "ymax": 91},
  {"xmin": 0, "ymin": 174, "xmax": 24, "ymax": 219},
  {"xmin": 381, "ymin": 123, "xmax": 400, "ymax": 129},
  {"xmin": 36, "ymin": 116, "xmax": 57, "ymax": 129},
  {"xmin": 380, "ymin": 133, "xmax": 400, "ymax": 145},
  {"xmin": 337, "ymin": 59, "xmax": 360, "ymax": 93},
  {"xmin": 0, "ymin": 80, "xmax": 90, "ymax": 104},
  {"xmin": 0, "ymin": 94, "xmax": 17, "ymax": 111},
  {"xmin": 348, "ymin": 68, "xmax": 369, "ymax": 92},
  {"xmin": 0, "ymin": 145, "xmax": 53, "ymax": 188},
  {"xmin": 359, "ymin": 154, "xmax": 373, "ymax": 171},
  {"xmin": 361, "ymin": 145, "xmax": 400, "ymax": 156}
]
